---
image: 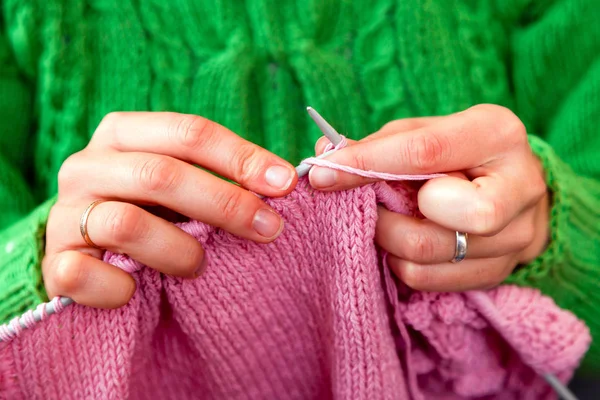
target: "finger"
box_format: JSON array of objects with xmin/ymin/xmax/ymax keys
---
[
  {"xmin": 388, "ymin": 254, "xmax": 515, "ymax": 292},
  {"xmin": 43, "ymin": 250, "xmax": 136, "ymax": 309},
  {"xmin": 61, "ymin": 152, "xmax": 284, "ymax": 243},
  {"xmin": 309, "ymin": 105, "xmax": 527, "ymax": 190},
  {"xmin": 376, "ymin": 207, "xmax": 537, "ymax": 264},
  {"xmin": 417, "ymin": 174, "xmax": 541, "ymax": 236},
  {"xmin": 52, "ymin": 201, "xmax": 206, "ymax": 278},
  {"xmin": 90, "ymin": 112, "xmax": 297, "ymax": 196}
]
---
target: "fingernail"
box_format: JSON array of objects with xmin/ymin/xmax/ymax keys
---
[
  {"xmin": 265, "ymin": 165, "xmax": 294, "ymax": 190},
  {"xmin": 195, "ymin": 254, "xmax": 208, "ymax": 277},
  {"xmin": 310, "ymin": 167, "xmax": 337, "ymax": 188},
  {"xmin": 252, "ymin": 209, "xmax": 283, "ymax": 238}
]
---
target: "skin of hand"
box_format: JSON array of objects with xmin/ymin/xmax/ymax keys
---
[
  {"xmin": 310, "ymin": 104, "xmax": 550, "ymax": 292},
  {"xmin": 44, "ymin": 112, "xmax": 298, "ymax": 308}
]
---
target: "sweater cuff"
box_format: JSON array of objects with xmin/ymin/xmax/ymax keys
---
[
  {"xmin": 507, "ymin": 135, "xmax": 568, "ymax": 283},
  {"xmin": 0, "ymin": 196, "xmax": 56, "ymax": 325},
  {"xmin": 506, "ymin": 135, "xmax": 600, "ymax": 372}
]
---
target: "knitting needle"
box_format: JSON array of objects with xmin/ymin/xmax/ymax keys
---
[
  {"xmin": 2, "ymin": 297, "xmax": 74, "ymax": 338},
  {"xmin": 306, "ymin": 107, "xmax": 344, "ymax": 147},
  {"xmin": 296, "ymin": 107, "xmax": 344, "ymax": 178},
  {"xmin": 544, "ymin": 374, "xmax": 579, "ymax": 400}
]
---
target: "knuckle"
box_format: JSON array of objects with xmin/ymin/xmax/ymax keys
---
[
  {"xmin": 93, "ymin": 112, "xmax": 127, "ymax": 146},
  {"xmin": 404, "ymin": 231, "xmax": 435, "ymax": 262},
  {"xmin": 468, "ymin": 103, "xmax": 500, "ymax": 117},
  {"xmin": 466, "ymin": 104, "xmax": 514, "ymax": 124},
  {"xmin": 97, "ymin": 112, "xmax": 124, "ymax": 133},
  {"xmin": 468, "ymin": 104, "xmax": 526, "ymax": 145},
  {"xmin": 133, "ymin": 156, "xmax": 180, "ymax": 194},
  {"xmin": 380, "ymin": 119, "xmax": 421, "ymax": 133},
  {"xmin": 232, "ymin": 144, "xmax": 263, "ymax": 185},
  {"xmin": 170, "ymin": 114, "xmax": 215, "ymax": 151},
  {"xmin": 502, "ymin": 116, "xmax": 527, "ymax": 146},
  {"xmin": 100, "ymin": 111, "xmax": 122, "ymax": 126},
  {"xmin": 53, "ymin": 253, "xmax": 87, "ymax": 294},
  {"xmin": 102, "ymin": 203, "xmax": 145, "ymax": 244},
  {"xmin": 406, "ymin": 133, "xmax": 448, "ymax": 172},
  {"xmin": 57, "ymin": 152, "xmax": 82, "ymax": 190},
  {"xmin": 379, "ymin": 120, "xmax": 399, "ymax": 131},
  {"xmin": 213, "ymin": 189, "xmax": 245, "ymax": 221}
]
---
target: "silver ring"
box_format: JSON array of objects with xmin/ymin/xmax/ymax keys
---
[{"xmin": 451, "ymin": 232, "xmax": 468, "ymax": 263}]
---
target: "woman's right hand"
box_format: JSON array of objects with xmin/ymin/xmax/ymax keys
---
[{"xmin": 43, "ymin": 112, "xmax": 297, "ymax": 309}]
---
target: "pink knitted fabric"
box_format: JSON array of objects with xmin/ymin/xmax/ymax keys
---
[{"xmin": 0, "ymin": 179, "xmax": 590, "ymax": 400}]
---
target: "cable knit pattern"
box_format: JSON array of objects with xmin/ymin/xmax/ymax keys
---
[
  {"xmin": 454, "ymin": 1, "xmax": 512, "ymax": 108},
  {"xmin": 0, "ymin": 179, "xmax": 590, "ymax": 399},
  {"xmin": 353, "ymin": 0, "xmax": 408, "ymax": 126},
  {"xmin": 33, "ymin": 0, "xmax": 91, "ymax": 198}
]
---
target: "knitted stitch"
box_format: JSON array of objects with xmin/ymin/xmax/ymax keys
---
[
  {"xmin": 0, "ymin": 179, "xmax": 590, "ymax": 399},
  {"xmin": 0, "ymin": 0, "xmax": 599, "ymax": 375}
]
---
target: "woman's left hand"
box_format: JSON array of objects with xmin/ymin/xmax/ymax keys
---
[{"xmin": 309, "ymin": 104, "xmax": 550, "ymax": 292}]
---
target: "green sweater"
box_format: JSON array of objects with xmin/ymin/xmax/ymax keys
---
[{"xmin": 0, "ymin": 0, "xmax": 599, "ymax": 373}]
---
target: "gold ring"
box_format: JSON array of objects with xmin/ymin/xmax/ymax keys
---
[{"xmin": 79, "ymin": 200, "xmax": 105, "ymax": 249}]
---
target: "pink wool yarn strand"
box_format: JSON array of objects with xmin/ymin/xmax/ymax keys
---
[{"xmin": 301, "ymin": 157, "xmax": 447, "ymax": 181}]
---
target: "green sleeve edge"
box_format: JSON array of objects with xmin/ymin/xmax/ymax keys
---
[{"xmin": 0, "ymin": 195, "xmax": 56, "ymax": 324}]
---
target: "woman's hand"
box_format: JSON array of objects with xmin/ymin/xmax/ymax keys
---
[
  {"xmin": 44, "ymin": 112, "xmax": 297, "ymax": 308},
  {"xmin": 310, "ymin": 104, "xmax": 550, "ymax": 291}
]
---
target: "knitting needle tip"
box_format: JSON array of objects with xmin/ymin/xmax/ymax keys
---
[{"xmin": 306, "ymin": 106, "xmax": 344, "ymax": 146}]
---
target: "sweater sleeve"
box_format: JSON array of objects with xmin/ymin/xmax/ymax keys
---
[
  {"xmin": 0, "ymin": 18, "xmax": 51, "ymax": 323},
  {"xmin": 503, "ymin": 0, "xmax": 600, "ymax": 373},
  {"xmin": 0, "ymin": 197, "xmax": 54, "ymax": 324}
]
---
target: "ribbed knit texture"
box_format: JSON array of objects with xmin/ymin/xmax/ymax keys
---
[
  {"xmin": 0, "ymin": 0, "xmax": 599, "ymax": 373},
  {"xmin": 0, "ymin": 180, "xmax": 591, "ymax": 399}
]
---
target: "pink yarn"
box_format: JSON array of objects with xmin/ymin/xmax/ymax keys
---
[
  {"xmin": 303, "ymin": 157, "xmax": 447, "ymax": 181},
  {"xmin": 0, "ymin": 179, "xmax": 590, "ymax": 399}
]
